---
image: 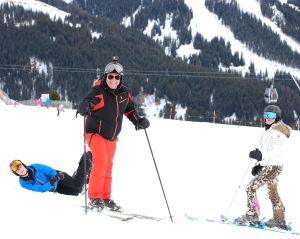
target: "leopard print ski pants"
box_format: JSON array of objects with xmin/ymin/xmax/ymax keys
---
[{"xmin": 245, "ymin": 165, "xmax": 285, "ymax": 221}]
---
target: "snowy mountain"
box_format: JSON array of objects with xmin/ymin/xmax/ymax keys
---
[
  {"xmin": 0, "ymin": 0, "xmax": 300, "ymax": 125},
  {"xmin": 1, "ymin": 101, "xmax": 300, "ymax": 239},
  {"xmin": 0, "ymin": 0, "xmax": 69, "ymax": 21},
  {"xmin": 1, "ymin": 0, "xmax": 299, "ymax": 78},
  {"xmin": 119, "ymin": 0, "xmax": 300, "ymax": 78},
  {"xmin": 185, "ymin": 0, "xmax": 300, "ymax": 78}
]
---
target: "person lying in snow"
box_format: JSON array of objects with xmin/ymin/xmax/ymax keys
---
[{"xmin": 10, "ymin": 151, "xmax": 92, "ymax": 196}]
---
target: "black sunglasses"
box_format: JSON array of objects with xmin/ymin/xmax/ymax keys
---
[{"xmin": 107, "ymin": 75, "xmax": 121, "ymax": 80}]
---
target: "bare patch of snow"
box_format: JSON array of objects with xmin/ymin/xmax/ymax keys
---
[{"xmin": 0, "ymin": 0, "xmax": 70, "ymax": 21}]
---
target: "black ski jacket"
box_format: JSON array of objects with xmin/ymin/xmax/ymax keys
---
[{"xmin": 78, "ymin": 80, "xmax": 140, "ymax": 140}]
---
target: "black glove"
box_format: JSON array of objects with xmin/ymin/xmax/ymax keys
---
[
  {"xmin": 249, "ymin": 148, "xmax": 262, "ymax": 161},
  {"xmin": 135, "ymin": 117, "xmax": 150, "ymax": 130},
  {"xmin": 77, "ymin": 101, "xmax": 94, "ymax": 117},
  {"xmin": 251, "ymin": 164, "xmax": 264, "ymax": 176},
  {"xmin": 50, "ymin": 172, "xmax": 65, "ymax": 186}
]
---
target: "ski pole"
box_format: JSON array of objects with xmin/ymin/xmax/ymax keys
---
[
  {"xmin": 83, "ymin": 115, "xmax": 88, "ymax": 214},
  {"xmin": 223, "ymin": 159, "xmax": 254, "ymax": 219},
  {"xmin": 144, "ymin": 129, "xmax": 173, "ymax": 222}
]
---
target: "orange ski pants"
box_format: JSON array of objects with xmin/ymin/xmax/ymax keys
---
[{"xmin": 86, "ymin": 133, "xmax": 117, "ymax": 199}]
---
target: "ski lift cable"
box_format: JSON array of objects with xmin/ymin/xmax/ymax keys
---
[
  {"xmin": 0, "ymin": 63, "xmax": 244, "ymax": 75},
  {"xmin": 290, "ymin": 73, "xmax": 300, "ymax": 93},
  {"xmin": 0, "ymin": 64, "xmax": 264, "ymax": 80},
  {"xmin": 0, "ymin": 63, "xmax": 247, "ymax": 76},
  {"xmin": 0, "ymin": 63, "xmax": 299, "ymax": 83}
]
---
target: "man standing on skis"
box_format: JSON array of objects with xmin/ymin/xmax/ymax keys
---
[
  {"xmin": 237, "ymin": 105, "xmax": 292, "ymax": 230},
  {"xmin": 10, "ymin": 151, "xmax": 92, "ymax": 196},
  {"xmin": 77, "ymin": 56, "xmax": 150, "ymax": 211}
]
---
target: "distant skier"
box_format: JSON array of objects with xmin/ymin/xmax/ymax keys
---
[
  {"xmin": 236, "ymin": 105, "xmax": 292, "ymax": 230},
  {"xmin": 60, "ymin": 104, "xmax": 65, "ymax": 112},
  {"xmin": 10, "ymin": 151, "xmax": 92, "ymax": 196},
  {"xmin": 45, "ymin": 97, "xmax": 51, "ymax": 108},
  {"xmin": 56, "ymin": 104, "xmax": 60, "ymax": 116},
  {"xmin": 77, "ymin": 56, "xmax": 150, "ymax": 211},
  {"xmin": 36, "ymin": 98, "xmax": 42, "ymax": 107}
]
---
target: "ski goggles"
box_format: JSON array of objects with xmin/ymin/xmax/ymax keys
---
[
  {"xmin": 10, "ymin": 160, "xmax": 23, "ymax": 172},
  {"xmin": 105, "ymin": 63, "xmax": 123, "ymax": 75},
  {"xmin": 263, "ymin": 111, "xmax": 277, "ymax": 119},
  {"xmin": 107, "ymin": 74, "xmax": 121, "ymax": 80}
]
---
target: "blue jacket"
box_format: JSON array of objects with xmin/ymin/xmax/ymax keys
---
[{"xmin": 19, "ymin": 164, "xmax": 58, "ymax": 193}]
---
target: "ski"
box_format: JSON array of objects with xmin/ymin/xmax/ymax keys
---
[
  {"xmin": 233, "ymin": 219, "xmax": 300, "ymax": 236},
  {"xmin": 185, "ymin": 214, "xmax": 300, "ymax": 236},
  {"xmin": 100, "ymin": 211, "xmax": 134, "ymax": 221},
  {"xmin": 222, "ymin": 215, "xmax": 300, "ymax": 236},
  {"xmin": 81, "ymin": 206, "xmax": 134, "ymax": 221},
  {"xmin": 116, "ymin": 211, "xmax": 165, "ymax": 221},
  {"xmin": 82, "ymin": 206, "xmax": 166, "ymax": 222},
  {"xmin": 184, "ymin": 214, "xmax": 232, "ymax": 225}
]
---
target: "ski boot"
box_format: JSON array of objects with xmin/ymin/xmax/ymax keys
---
[
  {"xmin": 104, "ymin": 199, "xmax": 122, "ymax": 212},
  {"xmin": 74, "ymin": 151, "xmax": 93, "ymax": 183},
  {"xmin": 89, "ymin": 198, "xmax": 105, "ymax": 211},
  {"xmin": 85, "ymin": 151, "xmax": 93, "ymax": 183},
  {"xmin": 265, "ymin": 219, "xmax": 288, "ymax": 230},
  {"xmin": 235, "ymin": 214, "xmax": 260, "ymax": 226}
]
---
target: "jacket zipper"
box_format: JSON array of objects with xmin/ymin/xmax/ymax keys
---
[
  {"xmin": 111, "ymin": 94, "xmax": 119, "ymax": 140},
  {"xmin": 98, "ymin": 120, "xmax": 102, "ymax": 134}
]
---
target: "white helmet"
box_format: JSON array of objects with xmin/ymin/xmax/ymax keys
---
[{"xmin": 104, "ymin": 56, "xmax": 124, "ymax": 76}]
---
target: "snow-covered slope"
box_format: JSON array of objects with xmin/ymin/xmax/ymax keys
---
[
  {"xmin": 183, "ymin": 0, "xmax": 300, "ymax": 78},
  {"xmin": 0, "ymin": 89, "xmax": 13, "ymax": 105},
  {"xmin": 0, "ymin": 0, "xmax": 69, "ymax": 21},
  {"xmin": 1, "ymin": 101, "xmax": 300, "ymax": 239},
  {"xmin": 236, "ymin": 0, "xmax": 300, "ymax": 53},
  {"xmin": 278, "ymin": 0, "xmax": 300, "ymax": 12},
  {"xmin": 122, "ymin": 0, "xmax": 300, "ymax": 78},
  {"xmin": 2, "ymin": 0, "xmax": 299, "ymax": 79}
]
